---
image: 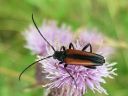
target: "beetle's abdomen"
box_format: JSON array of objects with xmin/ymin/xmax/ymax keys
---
[{"xmin": 64, "ymin": 49, "xmax": 105, "ymax": 66}]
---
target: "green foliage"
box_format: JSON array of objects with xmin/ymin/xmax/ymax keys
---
[{"xmin": 0, "ymin": 0, "xmax": 128, "ymax": 96}]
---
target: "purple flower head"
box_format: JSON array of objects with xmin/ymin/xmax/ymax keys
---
[{"xmin": 24, "ymin": 21, "xmax": 117, "ymax": 96}]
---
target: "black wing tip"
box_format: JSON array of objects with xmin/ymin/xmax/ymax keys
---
[
  {"xmin": 93, "ymin": 54, "xmax": 105, "ymax": 64},
  {"xmin": 96, "ymin": 58, "xmax": 105, "ymax": 66}
]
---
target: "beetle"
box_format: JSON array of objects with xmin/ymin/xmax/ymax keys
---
[
  {"xmin": 19, "ymin": 14, "xmax": 105, "ymax": 83},
  {"xmin": 53, "ymin": 43, "xmax": 105, "ymax": 68}
]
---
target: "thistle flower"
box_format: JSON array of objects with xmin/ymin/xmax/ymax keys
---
[{"xmin": 23, "ymin": 21, "xmax": 117, "ymax": 96}]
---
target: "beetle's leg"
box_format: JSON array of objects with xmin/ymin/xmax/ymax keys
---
[
  {"xmin": 59, "ymin": 61, "xmax": 63, "ymax": 64},
  {"xmin": 60, "ymin": 46, "xmax": 66, "ymax": 51},
  {"xmin": 69, "ymin": 43, "xmax": 75, "ymax": 49},
  {"xmin": 64, "ymin": 64, "xmax": 77, "ymax": 88},
  {"xmin": 82, "ymin": 43, "xmax": 92, "ymax": 52},
  {"xmin": 64, "ymin": 64, "xmax": 68, "ymax": 67}
]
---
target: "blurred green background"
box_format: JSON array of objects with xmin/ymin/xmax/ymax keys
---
[{"xmin": 0, "ymin": 0, "xmax": 128, "ymax": 96}]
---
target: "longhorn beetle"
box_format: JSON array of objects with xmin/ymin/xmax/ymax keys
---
[{"xmin": 19, "ymin": 14, "xmax": 105, "ymax": 87}]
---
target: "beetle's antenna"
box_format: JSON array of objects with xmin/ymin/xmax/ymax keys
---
[
  {"xmin": 19, "ymin": 55, "xmax": 52, "ymax": 81},
  {"xmin": 32, "ymin": 14, "xmax": 55, "ymax": 52}
]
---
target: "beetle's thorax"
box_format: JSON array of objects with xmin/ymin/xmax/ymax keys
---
[{"xmin": 53, "ymin": 51, "xmax": 66, "ymax": 61}]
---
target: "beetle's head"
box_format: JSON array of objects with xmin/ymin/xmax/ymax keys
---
[{"xmin": 53, "ymin": 51, "xmax": 66, "ymax": 61}]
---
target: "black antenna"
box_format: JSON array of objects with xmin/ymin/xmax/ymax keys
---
[
  {"xmin": 19, "ymin": 55, "xmax": 52, "ymax": 80},
  {"xmin": 32, "ymin": 14, "xmax": 55, "ymax": 52}
]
